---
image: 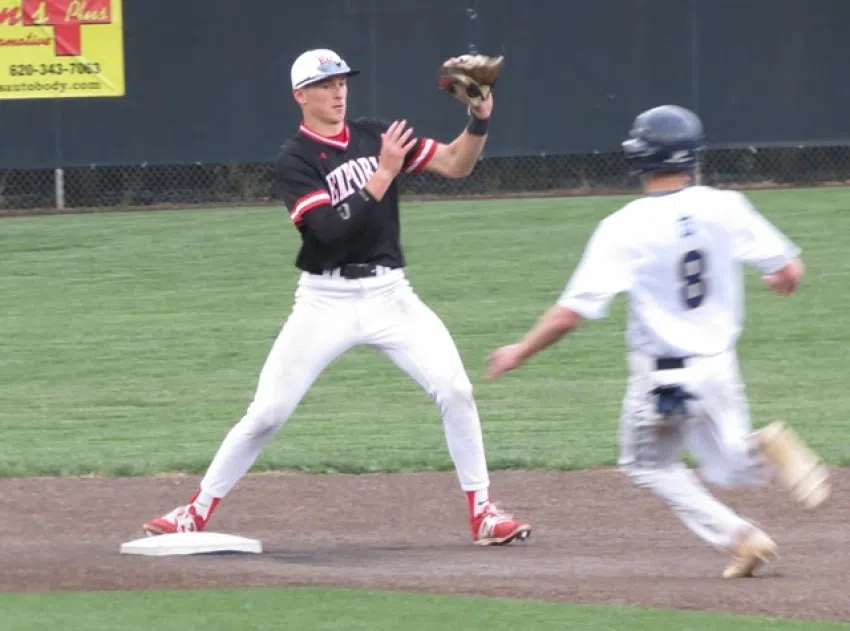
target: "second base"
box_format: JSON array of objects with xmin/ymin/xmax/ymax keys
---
[{"xmin": 120, "ymin": 532, "xmax": 262, "ymax": 556}]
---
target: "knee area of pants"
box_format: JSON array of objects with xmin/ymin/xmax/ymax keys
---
[
  {"xmin": 699, "ymin": 467, "xmax": 735, "ymax": 488},
  {"xmin": 432, "ymin": 374, "xmax": 474, "ymax": 404},
  {"xmin": 621, "ymin": 464, "xmax": 670, "ymax": 489},
  {"xmin": 703, "ymin": 461, "xmax": 767, "ymax": 489},
  {"xmin": 620, "ymin": 463, "xmax": 649, "ymax": 484},
  {"xmin": 244, "ymin": 404, "xmax": 289, "ymax": 435}
]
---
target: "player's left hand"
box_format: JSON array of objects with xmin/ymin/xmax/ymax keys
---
[
  {"xmin": 470, "ymin": 92, "xmax": 493, "ymax": 119},
  {"xmin": 486, "ymin": 344, "xmax": 525, "ymax": 380}
]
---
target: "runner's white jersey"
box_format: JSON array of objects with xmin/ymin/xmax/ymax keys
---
[{"xmin": 557, "ymin": 185, "xmax": 800, "ymax": 357}]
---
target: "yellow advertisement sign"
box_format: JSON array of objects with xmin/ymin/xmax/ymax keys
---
[{"xmin": 0, "ymin": 0, "xmax": 123, "ymax": 99}]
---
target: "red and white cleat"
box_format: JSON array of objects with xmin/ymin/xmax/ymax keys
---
[
  {"xmin": 470, "ymin": 502, "xmax": 531, "ymax": 546},
  {"xmin": 142, "ymin": 504, "xmax": 207, "ymax": 537}
]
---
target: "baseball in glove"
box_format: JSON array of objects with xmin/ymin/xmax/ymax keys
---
[{"xmin": 439, "ymin": 54, "xmax": 504, "ymax": 108}]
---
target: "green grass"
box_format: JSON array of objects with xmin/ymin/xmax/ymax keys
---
[
  {"xmin": 1, "ymin": 187, "xmax": 849, "ymax": 477},
  {"xmin": 1, "ymin": 587, "xmax": 847, "ymax": 631}
]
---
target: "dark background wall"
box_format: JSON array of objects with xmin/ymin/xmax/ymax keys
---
[{"xmin": 2, "ymin": 0, "xmax": 849, "ymax": 171}]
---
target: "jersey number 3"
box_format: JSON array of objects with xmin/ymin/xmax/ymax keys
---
[{"xmin": 680, "ymin": 249, "xmax": 707, "ymax": 309}]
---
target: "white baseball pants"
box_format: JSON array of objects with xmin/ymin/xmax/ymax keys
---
[
  {"xmin": 618, "ymin": 349, "xmax": 771, "ymax": 550},
  {"xmin": 199, "ymin": 267, "xmax": 490, "ymax": 497}
]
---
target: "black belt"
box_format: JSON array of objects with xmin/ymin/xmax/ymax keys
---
[
  {"xmin": 655, "ymin": 357, "xmax": 687, "ymax": 370},
  {"xmin": 338, "ymin": 263, "xmax": 384, "ymax": 279}
]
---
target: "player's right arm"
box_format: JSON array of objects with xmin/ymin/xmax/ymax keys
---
[
  {"xmin": 276, "ymin": 123, "xmax": 416, "ymax": 243},
  {"xmin": 276, "ymin": 148, "xmax": 366, "ymax": 243},
  {"xmin": 275, "ymin": 152, "xmax": 386, "ymax": 244},
  {"xmin": 556, "ymin": 217, "xmax": 633, "ymax": 320},
  {"xmin": 487, "ymin": 216, "xmax": 632, "ymax": 380},
  {"xmin": 728, "ymin": 192, "xmax": 804, "ymax": 296}
]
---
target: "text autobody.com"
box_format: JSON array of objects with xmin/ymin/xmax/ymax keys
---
[{"xmin": 0, "ymin": 79, "xmax": 101, "ymax": 93}]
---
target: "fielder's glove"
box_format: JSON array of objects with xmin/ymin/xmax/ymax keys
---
[{"xmin": 438, "ymin": 54, "xmax": 504, "ymax": 108}]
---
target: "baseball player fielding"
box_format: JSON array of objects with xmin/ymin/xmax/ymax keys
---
[{"xmin": 141, "ymin": 48, "xmax": 530, "ymax": 547}]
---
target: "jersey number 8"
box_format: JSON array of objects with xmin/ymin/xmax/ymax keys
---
[{"xmin": 680, "ymin": 249, "xmax": 707, "ymax": 309}]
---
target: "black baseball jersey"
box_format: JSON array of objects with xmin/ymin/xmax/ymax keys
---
[{"xmin": 275, "ymin": 118, "xmax": 438, "ymax": 274}]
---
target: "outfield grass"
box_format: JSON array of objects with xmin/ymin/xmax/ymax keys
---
[
  {"xmin": 1, "ymin": 187, "xmax": 849, "ymax": 477},
  {"xmin": 2, "ymin": 587, "xmax": 848, "ymax": 631}
]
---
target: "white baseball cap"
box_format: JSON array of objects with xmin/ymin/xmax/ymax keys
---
[{"xmin": 290, "ymin": 48, "xmax": 360, "ymax": 89}]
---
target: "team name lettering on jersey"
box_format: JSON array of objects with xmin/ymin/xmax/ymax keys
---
[{"xmin": 326, "ymin": 157, "xmax": 380, "ymax": 205}]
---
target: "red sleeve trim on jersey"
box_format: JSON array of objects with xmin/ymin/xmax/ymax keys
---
[
  {"xmin": 404, "ymin": 138, "xmax": 438, "ymax": 174},
  {"xmin": 290, "ymin": 189, "xmax": 331, "ymax": 225}
]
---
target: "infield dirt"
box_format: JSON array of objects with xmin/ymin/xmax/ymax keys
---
[{"xmin": 1, "ymin": 469, "xmax": 847, "ymax": 621}]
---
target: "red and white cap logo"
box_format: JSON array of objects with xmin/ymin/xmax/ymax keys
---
[{"xmin": 290, "ymin": 48, "xmax": 361, "ymax": 89}]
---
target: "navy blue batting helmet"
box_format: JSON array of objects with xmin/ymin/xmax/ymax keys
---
[{"xmin": 622, "ymin": 105, "xmax": 705, "ymax": 175}]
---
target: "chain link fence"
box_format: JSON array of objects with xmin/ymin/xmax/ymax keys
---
[{"xmin": 1, "ymin": 145, "xmax": 849, "ymax": 214}]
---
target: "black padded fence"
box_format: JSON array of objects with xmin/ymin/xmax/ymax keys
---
[{"xmin": 1, "ymin": 0, "xmax": 849, "ymax": 213}]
